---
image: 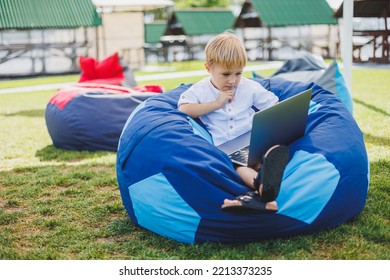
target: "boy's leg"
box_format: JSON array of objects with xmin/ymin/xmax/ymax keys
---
[
  {"xmin": 236, "ymin": 145, "xmax": 288, "ymax": 200},
  {"xmin": 225, "ymin": 165, "xmax": 278, "ymax": 212},
  {"xmin": 235, "ymin": 166, "xmax": 257, "ymax": 189},
  {"xmin": 254, "ymin": 145, "xmax": 289, "ymax": 202},
  {"xmin": 221, "ymin": 145, "xmax": 289, "ymax": 213}
]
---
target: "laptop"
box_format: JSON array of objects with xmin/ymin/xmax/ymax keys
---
[{"xmin": 217, "ymin": 88, "xmax": 312, "ymax": 167}]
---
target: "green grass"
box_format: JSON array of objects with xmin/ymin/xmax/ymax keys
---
[
  {"xmin": 0, "ymin": 61, "xmax": 389, "ymax": 260},
  {"xmin": 0, "ymin": 75, "xmax": 79, "ymax": 89}
]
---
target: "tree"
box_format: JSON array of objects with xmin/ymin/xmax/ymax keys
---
[
  {"xmin": 145, "ymin": 0, "xmax": 238, "ymax": 21},
  {"xmin": 174, "ymin": 0, "xmax": 230, "ymax": 8}
]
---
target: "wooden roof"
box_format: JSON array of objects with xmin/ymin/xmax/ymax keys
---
[
  {"xmin": 145, "ymin": 23, "xmax": 166, "ymax": 44},
  {"xmin": 334, "ymin": 0, "xmax": 390, "ymax": 18},
  {"xmin": 0, "ymin": 0, "xmax": 101, "ymax": 30},
  {"xmin": 164, "ymin": 9, "xmax": 235, "ymax": 36}
]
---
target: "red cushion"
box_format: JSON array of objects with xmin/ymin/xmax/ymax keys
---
[{"xmin": 78, "ymin": 53, "xmax": 124, "ymax": 85}]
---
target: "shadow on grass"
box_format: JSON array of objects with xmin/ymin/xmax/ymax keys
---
[
  {"xmin": 369, "ymin": 159, "xmax": 390, "ymax": 186},
  {"xmin": 36, "ymin": 145, "xmax": 114, "ymax": 162},
  {"xmin": 4, "ymin": 109, "xmax": 45, "ymax": 118},
  {"xmin": 353, "ymin": 98, "xmax": 390, "ymax": 117},
  {"xmin": 364, "ymin": 133, "xmax": 390, "ymax": 147}
]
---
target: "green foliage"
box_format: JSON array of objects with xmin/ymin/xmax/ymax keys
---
[{"xmin": 174, "ymin": 0, "xmax": 230, "ymax": 8}]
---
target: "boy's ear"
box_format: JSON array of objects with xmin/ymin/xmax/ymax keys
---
[{"xmin": 205, "ymin": 63, "xmax": 211, "ymax": 73}]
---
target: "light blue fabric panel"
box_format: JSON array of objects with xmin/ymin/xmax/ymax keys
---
[
  {"xmin": 129, "ymin": 173, "xmax": 201, "ymax": 243},
  {"xmin": 334, "ymin": 63, "xmax": 353, "ymax": 114},
  {"xmin": 188, "ymin": 117, "xmax": 214, "ymax": 144},
  {"xmin": 308, "ymin": 100, "xmax": 320, "ymax": 114},
  {"xmin": 277, "ymin": 150, "xmax": 340, "ymax": 224}
]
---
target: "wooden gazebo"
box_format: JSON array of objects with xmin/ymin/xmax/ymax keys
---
[
  {"xmin": 234, "ymin": 0, "xmax": 338, "ymax": 60},
  {"xmin": 161, "ymin": 9, "xmax": 235, "ymax": 61},
  {"xmin": 334, "ymin": 0, "xmax": 390, "ymax": 63},
  {"xmin": 0, "ymin": 0, "xmax": 101, "ymax": 77}
]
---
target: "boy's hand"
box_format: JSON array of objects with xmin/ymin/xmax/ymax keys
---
[{"xmin": 216, "ymin": 88, "xmax": 235, "ymax": 107}]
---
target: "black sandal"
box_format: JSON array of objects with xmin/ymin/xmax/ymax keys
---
[
  {"xmin": 254, "ymin": 145, "xmax": 289, "ymax": 202},
  {"xmin": 221, "ymin": 145, "xmax": 289, "ymax": 214}
]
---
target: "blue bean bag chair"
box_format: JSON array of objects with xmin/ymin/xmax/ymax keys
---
[
  {"xmin": 45, "ymin": 83, "xmax": 161, "ymax": 151},
  {"xmin": 116, "ymin": 79, "xmax": 369, "ymax": 243},
  {"xmin": 253, "ymin": 52, "xmax": 353, "ymax": 114}
]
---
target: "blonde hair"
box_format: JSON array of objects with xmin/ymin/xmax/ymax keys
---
[{"xmin": 205, "ymin": 31, "xmax": 247, "ymax": 69}]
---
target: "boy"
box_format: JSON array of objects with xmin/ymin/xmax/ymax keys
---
[{"xmin": 178, "ymin": 32, "xmax": 289, "ymax": 213}]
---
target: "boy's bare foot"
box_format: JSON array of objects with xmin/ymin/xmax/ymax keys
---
[
  {"xmin": 222, "ymin": 197, "xmax": 278, "ymax": 211},
  {"xmin": 221, "ymin": 145, "xmax": 289, "ymax": 214}
]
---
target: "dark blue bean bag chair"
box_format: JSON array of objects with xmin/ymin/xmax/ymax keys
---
[
  {"xmin": 116, "ymin": 79, "xmax": 369, "ymax": 243},
  {"xmin": 45, "ymin": 83, "xmax": 161, "ymax": 151}
]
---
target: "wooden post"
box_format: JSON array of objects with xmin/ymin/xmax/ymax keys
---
[
  {"xmin": 267, "ymin": 27, "xmax": 272, "ymax": 61},
  {"xmin": 28, "ymin": 30, "xmax": 35, "ymax": 73},
  {"xmin": 383, "ymin": 10, "xmax": 389, "ymax": 61},
  {"xmin": 41, "ymin": 30, "xmax": 46, "ymax": 74}
]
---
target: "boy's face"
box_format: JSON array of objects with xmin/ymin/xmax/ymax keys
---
[{"xmin": 205, "ymin": 63, "xmax": 243, "ymax": 91}]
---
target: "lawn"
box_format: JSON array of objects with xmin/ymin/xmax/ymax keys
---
[{"xmin": 0, "ymin": 61, "xmax": 389, "ymax": 260}]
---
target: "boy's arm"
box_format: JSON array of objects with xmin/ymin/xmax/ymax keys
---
[
  {"xmin": 179, "ymin": 89, "xmax": 234, "ymax": 118},
  {"xmin": 179, "ymin": 102, "xmax": 221, "ymax": 119}
]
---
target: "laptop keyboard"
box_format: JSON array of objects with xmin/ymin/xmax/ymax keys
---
[{"xmin": 229, "ymin": 146, "xmax": 250, "ymax": 164}]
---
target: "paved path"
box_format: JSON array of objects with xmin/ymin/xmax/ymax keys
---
[
  {"xmin": 2, "ymin": 61, "xmax": 389, "ymax": 95},
  {"xmin": 0, "ymin": 62, "xmax": 283, "ymax": 95}
]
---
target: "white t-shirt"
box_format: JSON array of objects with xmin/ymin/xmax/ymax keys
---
[{"xmin": 178, "ymin": 77, "xmax": 278, "ymax": 146}]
